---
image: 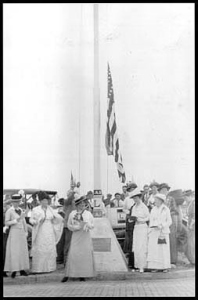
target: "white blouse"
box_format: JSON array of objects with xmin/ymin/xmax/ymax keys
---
[
  {"xmin": 149, "ymin": 204, "xmax": 172, "ymax": 234},
  {"xmin": 67, "ymin": 209, "xmax": 94, "ymax": 232},
  {"xmin": 131, "ymin": 201, "xmax": 149, "ymax": 223}
]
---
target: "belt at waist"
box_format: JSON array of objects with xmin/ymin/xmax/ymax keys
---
[{"xmin": 135, "ymin": 221, "xmax": 147, "ymax": 225}]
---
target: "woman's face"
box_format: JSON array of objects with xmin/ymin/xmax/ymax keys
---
[
  {"xmin": 76, "ymin": 201, "xmax": 85, "ymax": 211},
  {"xmin": 133, "ymin": 196, "xmax": 141, "ymax": 204},
  {"xmin": 154, "ymin": 197, "xmax": 163, "ymax": 207},
  {"xmin": 40, "ymin": 199, "xmax": 49, "ymax": 207},
  {"xmin": 12, "ymin": 201, "xmax": 20, "ymax": 208}
]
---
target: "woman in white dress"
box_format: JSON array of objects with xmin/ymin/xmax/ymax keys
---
[
  {"xmin": 30, "ymin": 191, "xmax": 64, "ymax": 273},
  {"xmin": 131, "ymin": 188, "xmax": 150, "ymax": 273},
  {"xmin": 4, "ymin": 194, "xmax": 29, "ymax": 278},
  {"xmin": 61, "ymin": 195, "xmax": 96, "ymax": 282},
  {"xmin": 147, "ymin": 193, "xmax": 172, "ymax": 272}
]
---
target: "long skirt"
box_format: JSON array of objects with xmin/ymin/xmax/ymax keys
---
[
  {"xmin": 31, "ymin": 220, "xmax": 57, "ymax": 273},
  {"xmin": 3, "ymin": 232, "xmax": 9, "ymax": 268},
  {"xmin": 56, "ymin": 229, "xmax": 65, "ymax": 264},
  {"xmin": 123, "ymin": 228, "xmax": 135, "ymax": 268},
  {"xmin": 186, "ymin": 227, "xmax": 195, "ymax": 264},
  {"xmin": 169, "ymin": 215, "xmax": 178, "ymax": 264},
  {"xmin": 65, "ymin": 229, "xmax": 95, "ymax": 278},
  {"xmin": 4, "ymin": 227, "xmax": 29, "ymax": 272},
  {"xmin": 147, "ymin": 229, "xmax": 171, "ymax": 269},
  {"xmin": 63, "ymin": 228, "xmax": 72, "ymax": 266},
  {"xmin": 132, "ymin": 224, "xmax": 148, "ymax": 269}
]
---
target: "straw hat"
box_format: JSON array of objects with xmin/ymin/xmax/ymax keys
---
[
  {"xmin": 130, "ymin": 188, "xmax": 142, "ymax": 199},
  {"xmin": 154, "ymin": 193, "xmax": 166, "ymax": 202},
  {"xmin": 10, "ymin": 194, "xmax": 22, "ymax": 202}
]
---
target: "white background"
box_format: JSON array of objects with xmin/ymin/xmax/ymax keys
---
[{"xmin": 3, "ymin": 3, "xmax": 194, "ymax": 197}]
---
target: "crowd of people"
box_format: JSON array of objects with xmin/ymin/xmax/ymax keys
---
[{"xmin": 3, "ymin": 180, "xmax": 195, "ymax": 281}]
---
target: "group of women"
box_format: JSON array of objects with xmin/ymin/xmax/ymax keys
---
[
  {"xmin": 3, "ymin": 191, "xmax": 95, "ymax": 282},
  {"xmin": 3, "ymin": 186, "xmax": 194, "ymax": 279},
  {"xmin": 124, "ymin": 187, "xmax": 195, "ymax": 272},
  {"xmin": 125, "ymin": 188, "xmax": 172, "ymax": 272}
]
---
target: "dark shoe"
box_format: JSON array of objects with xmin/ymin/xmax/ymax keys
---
[
  {"xmin": 79, "ymin": 277, "xmax": 85, "ymax": 281},
  {"xmin": 20, "ymin": 270, "xmax": 28, "ymax": 276},
  {"xmin": 61, "ymin": 277, "xmax": 68, "ymax": 283},
  {"xmin": 3, "ymin": 271, "xmax": 8, "ymax": 277},
  {"xmin": 11, "ymin": 272, "xmax": 16, "ymax": 278}
]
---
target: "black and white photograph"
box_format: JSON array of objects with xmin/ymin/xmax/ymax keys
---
[{"xmin": 3, "ymin": 3, "xmax": 195, "ymax": 297}]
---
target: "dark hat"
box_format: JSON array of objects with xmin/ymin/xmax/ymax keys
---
[
  {"xmin": 150, "ymin": 181, "xmax": 160, "ymax": 188},
  {"xmin": 11, "ymin": 194, "xmax": 22, "ymax": 201},
  {"xmin": 87, "ymin": 191, "xmax": 93, "ymax": 195},
  {"xmin": 158, "ymin": 183, "xmax": 170, "ymax": 191},
  {"xmin": 126, "ymin": 183, "xmax": 137, "ymax": 191},
  {"xmin": 38, "ymin": 191, "xmax": 50, "ymax": 201},
  {"xmin": 107, "ymin": 193, "xmax": 112, "ymax": 197},
  {"xmin": 115, "ymin": 193, "xmax": 121, "ymax": 197},
  {"xmin": 168, "ymin": 189, "xmax": 183, "ymax": 199},
  {"xmin": 75, "ymin": 195, "xmax": 86, "ymax": 206}
]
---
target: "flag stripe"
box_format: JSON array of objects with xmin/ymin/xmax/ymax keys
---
[{"xmin": 105, "ymin": 63, "xmax": 126, "ymax": 183}]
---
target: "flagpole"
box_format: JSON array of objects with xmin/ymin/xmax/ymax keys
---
[
  {"xmin": 93, "ymin": 3, "xmax": 101, "ymax": 191},
  {"xmin": 107, "ymin": 155, "xmax": 109, "ymax": 194},
  {"xmin": 78, "ymin": 4, "xmax": 83, "ymax": 182}
]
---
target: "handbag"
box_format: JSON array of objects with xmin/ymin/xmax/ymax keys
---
[
  {"xmin": 157, "ymin": 237, "xmax": 166, "ymax": 244},
  {"xmin": 157, "ymin": 229, "xmax": 166, "ymax": 244},
  {"xmin": 126, "ymin": 205, "xmax": 137, "ymax": 231}
]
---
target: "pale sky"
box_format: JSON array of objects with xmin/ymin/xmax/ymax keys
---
[{"xmin": 3, "ymin": 3, "xmax": 194, "ymax": 197}]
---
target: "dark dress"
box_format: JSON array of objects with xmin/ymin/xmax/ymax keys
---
[
  {"xmin": 123, "ymin": 204, "xmax": 136, "ymax": 268},
  {"xmin": 56, "ymin": 210, "xmax": 66, "ymax": 264},
  {"xmin": 3, "ymin": 214, "xmax": 9, "ymax": 269}
]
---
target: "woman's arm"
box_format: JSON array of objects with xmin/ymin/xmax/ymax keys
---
[
  {"xmin": 85, "ymin": 212, "xmax": 94, "ymax": 230},
  {"xmin": 5, "ymin": 210, "xmax": 18, "ymax": 226},
  {"xmin": 67, "ymin": 212, "xmax": 81, "ymax": 232},
  {"xmin": 160, "ymin": 207, "xmax": 172, "ymax": 228},
  {"xmin": 29, "ymin": 208, "xmax": 41, "ymax": 225}
]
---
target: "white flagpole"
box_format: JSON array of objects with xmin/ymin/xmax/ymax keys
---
[
  {"xmin": 78, "ymin": 4, "xmax": 83, "ymax": 182},
  {"xmin": 93, "ymin": 3, "xmax": 101, "ymax": 191}
]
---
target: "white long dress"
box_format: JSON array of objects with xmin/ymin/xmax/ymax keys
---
[
  {"xmin": 4, "ymin": 207, "xmax": 29, "ymax": 272},
  {"xmin": 131, "ymin": 202, "xmax": 149, "ymax": 269},
  {"xmin": 147, "ymin": 204, "xmax": 172, "ymax": 269},
  {"xmin": 65, "ymin": 209, "xmax": 96, "ymax": 278},
  {"xmin": 30, "ymin": 205, "xmax": 63, "ymax": 273}
]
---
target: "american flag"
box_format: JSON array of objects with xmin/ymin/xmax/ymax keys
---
[{"xmin": 105, "ymin": 63, "xmax": 126, "ymax": 183}]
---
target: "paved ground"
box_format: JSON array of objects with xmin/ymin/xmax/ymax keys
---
[{"xmin": 3, "ymin": 277, "xmax": 195, "ymax": 297}]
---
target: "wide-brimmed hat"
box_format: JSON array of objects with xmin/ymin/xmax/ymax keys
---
[
  {"xmin": 10, "ymin": 194, "xmax": 22, "ymax": 202},
  {"xmin": 158, "ymin": 183, "xmax": 171, "ymax": 191},
  {"xmin": 130, "ymin": 188, "xmax": 142, "ymax": 199},
  {"xmin": 168, "ymin": 189, "xmax": 184, "ymax": 200},
  {"xmin": 115, "ymin": 193, "xmax": 121, "ymax": 197},
  {"xmin": 126, "ymin": 182, "xmax": 137, "ymax": 191},
  {"xmin": 75, "ymin": 195, "xmax": 86, "ymax": 206},
  {"xmin": 154, "ymin": 193, "xmax": 166, "ymax": 202},
  {"xmin": 38, "ymin": 191, "xmax": 50, "ymax": 201},
  {"xmin": 150, "ymin": 181, "xmax": 160, "ymax": 188}
]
